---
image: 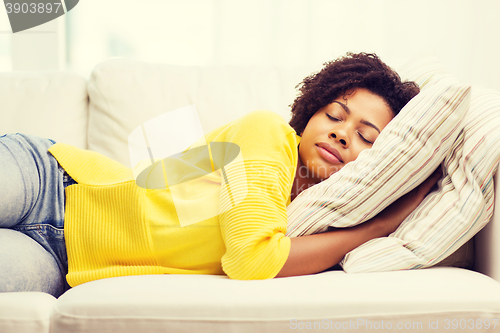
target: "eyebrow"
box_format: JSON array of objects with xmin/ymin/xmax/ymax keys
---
[{"xmin": 332, "ymin": 101, "xmax": 381, "ymax": 134}]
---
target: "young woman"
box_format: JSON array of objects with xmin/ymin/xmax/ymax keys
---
[{"xmin": 0, "ymin": 53, "xmax": 438, "ymax": 298}]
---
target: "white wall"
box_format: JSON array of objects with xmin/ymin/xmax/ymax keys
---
[
  {"xmin": 11, "ymin": 18, "xmax": 65, "ymax": 71},
  {"xmin": 3, "ymin": 0, "xmax": 500, "ymax": 91},
  {"xmin": 0, "ymin": 5, "xmax": 12, "ymax": 71}
]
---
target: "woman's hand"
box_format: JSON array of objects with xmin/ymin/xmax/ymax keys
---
[
  {"xmin": 373, "ymin": 167, "xmax": 443, "ymax": 236},
  {"xmin": 276, "ymin": 167, "xmax": 443, "ymax": 278}
]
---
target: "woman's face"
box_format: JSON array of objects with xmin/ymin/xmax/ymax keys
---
[{"xmin": 298, "ymin": 88, "xmax": 394, "ymax": 182}]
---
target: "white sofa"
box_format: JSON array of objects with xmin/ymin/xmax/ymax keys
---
[{"xmin": 1, "ymin": 59, "xmax": 500, "ymax": 333}]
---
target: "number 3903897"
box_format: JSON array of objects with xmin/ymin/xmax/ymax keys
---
[{"xmin": 5, "ymin": 3, "xmax": 63, "ymax": 14}]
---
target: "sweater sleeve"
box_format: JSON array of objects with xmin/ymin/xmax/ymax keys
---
[{"xmin": 217, "ymin": 111, "xmax": 298, "ymax": 280}]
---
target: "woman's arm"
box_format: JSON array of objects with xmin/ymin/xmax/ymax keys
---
[{"xmin": 276, "ymin": 168, "xmax": 442, "ymax": 277}]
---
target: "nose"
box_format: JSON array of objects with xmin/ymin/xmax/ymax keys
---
[{"xmin": 329, "ymin": 129, "xmax": 349, "ymax": 147}]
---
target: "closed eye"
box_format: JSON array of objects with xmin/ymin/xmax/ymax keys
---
[
  {"xmin": 326, "ymin": 113, "xmax": 340, "ymax": 122},
  {"xmin": 358, "ymin": 132, "xmax": 373, "ymax": 144}
]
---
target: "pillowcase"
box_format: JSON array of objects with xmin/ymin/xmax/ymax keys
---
[
  {"xmin": 286, "ymin": 75, "xmax": 471, "ymax": 236},
  {"xmin": 339, "ymin": 59, "xmax": 500, "ymax": 272}
]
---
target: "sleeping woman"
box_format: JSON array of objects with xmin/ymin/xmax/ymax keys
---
[{"xmin": 0, "ymin": 52, "xmax": 440, "ymax": 297}]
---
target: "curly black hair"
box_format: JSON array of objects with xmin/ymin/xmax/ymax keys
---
[{"xmin": 289, "ymin": 52, "xmax": 420, "ymax": 135}]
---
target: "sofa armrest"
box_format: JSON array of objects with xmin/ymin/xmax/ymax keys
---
[{"xmin": 474, "ymin": 168, "xmax": 500, "ymax": 281}]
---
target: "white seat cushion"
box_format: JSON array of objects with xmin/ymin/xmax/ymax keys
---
[
  {"xmin": 51, "ymin": 268, "xmax": 500, "ymax": 333},
  {"xmin": 0, "ymin": 71, "xmax": 88, "ymax": 149},
  {"xmin": 87, "ymin": 59, "xmax": 316, "ymax": 167},
  {"xmin": 0, "ymin": 292, "xmax": 56, "ymax": 333}
]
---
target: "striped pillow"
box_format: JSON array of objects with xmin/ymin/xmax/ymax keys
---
[
  {"xmin": 286, "ymin": 76, "xmax": 471, "ymax": 237},
  {"xmin": 339, "ymin": 61, "xmax": 500, "ymax": 272}
]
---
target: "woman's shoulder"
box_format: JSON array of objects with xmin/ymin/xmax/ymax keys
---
[
  {"xmin": 238, "ymin": 110, "xmax": 290, "ymax": 127},
  {"xmin": 215, "ymin": 110, "xmax": 298, "ymax": 162},
  {"xmin": 206, "ymin": 110, "xmax": 296, "ymax": 143},
  {"xmin": 227, "ymin": 110, "xmax": 295, "ymax": 139}
]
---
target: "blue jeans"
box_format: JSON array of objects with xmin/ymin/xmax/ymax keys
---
[{"xmin": 0, "ymin": 133, "xmax": 74, "ymax": 297}]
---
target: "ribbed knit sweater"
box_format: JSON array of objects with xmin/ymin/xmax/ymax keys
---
[{"xmin": 48, "ymin": 110, "xmax": 299, "ymax": 287}]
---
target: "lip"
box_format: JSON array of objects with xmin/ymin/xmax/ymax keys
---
[{"xmin": 316, "ymin": 142, "xmax": 343, "ymax": 163}]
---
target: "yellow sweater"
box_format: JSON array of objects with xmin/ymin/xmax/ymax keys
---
[{"xmin": 49, "ymin": 110, "xmax": 299, "ymax": 287}]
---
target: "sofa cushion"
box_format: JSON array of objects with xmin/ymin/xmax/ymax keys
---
[
  {"xmin": 0, "ymin": 71, "xmax": 88, "ymax": 149},
  {"xmin": 86, "ymin": 59, "xmax": 316, "ymax": 167},
  {"xmin": 50, "ymin": 269, "xmax": 500, "ymax": 333},
  {"xmin": 0, "ymin": 292, "xmax": 56, "ymax": 333}
]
